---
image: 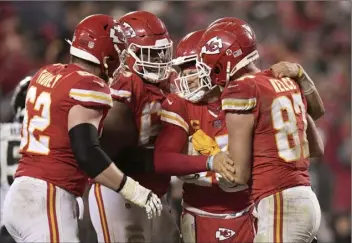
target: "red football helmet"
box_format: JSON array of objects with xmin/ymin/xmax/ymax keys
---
[
  {"xmin": 175, "ymin": 30, "xmax": 205, "ymax": 58},
  {"xmin": 118, "ymin": 11, "xmax": 173, "ymax": 83},
  {"xmin": 68, "ymin": 14, "xmax": 125, "ymax": 79},
  {"xmin": 197, "ymin": 20, "xmax": 259, "ymax": 87},
  {"xmin": 172, "ymin": 29, "xmax": 216, "ymax": 103},
  {"xmin": 208, "ymin": 17, "xmax": 249, "ymax": 28}
]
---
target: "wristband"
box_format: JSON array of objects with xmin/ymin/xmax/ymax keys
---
[
  {"xmin": 206, "ymin": 155, "xmax": 214, "ymax": 171},
  {"xmin": 297, "ymin": 64, "xmax": 303, "ymax": 79},
  {"xmin": 116, "ymin": 174, "xmax": 127, "ymax": 192},
  {"xmin": 296, "ymin": 64, "xmax": 316, "ymax": 96}
]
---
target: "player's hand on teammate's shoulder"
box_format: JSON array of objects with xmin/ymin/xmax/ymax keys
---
[
  {"xmin": 119, "ymin": 176, "xmax": 162, "ymax": 219},
  {"xmin": 270, "ymin": 61, "xmax": 301, "ymax": 79},
  {"xmin": 211, "ymin": 151, "xmax": 236, "ymax": 183}
]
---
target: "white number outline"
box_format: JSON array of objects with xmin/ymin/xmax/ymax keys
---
[
  {"xmin": 20, "ymin": 86, "xmax": 51, "ymax": 155},
  {"xmin": 139, "ymin": 101, "xmax": 162, "ymax": 146},
  {"xmin": 271, "ymin": 93, "xmax": 309, "ymax": 162}
]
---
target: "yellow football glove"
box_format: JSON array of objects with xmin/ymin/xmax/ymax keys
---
[{"xmin": 191, "ymin": 129, "xmax": 221, "ymax": 156}]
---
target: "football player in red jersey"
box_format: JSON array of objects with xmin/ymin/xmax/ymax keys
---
[
  {"xmin": 88, "ymin": 11, "xmax": 234, "ymax": 243},
  {"xmin": 196, "ymin": 19, "xmax": 324, "ymax": 243},
  {"xmin": 87, "ymin": 11, "xmax": 180, "ymax": 243},
  {"xmin": 2, "ymin": 14, "xmax": 162, "ymax": 243},
  {"xmin": 157, "ymin": 29, "xmax": 255, "ymax": 243}
]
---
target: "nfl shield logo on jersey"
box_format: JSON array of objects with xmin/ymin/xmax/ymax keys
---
[
  {"xmin": 213, "ymin": 119, "xmax": 222, "ymax": 128},
  {"xmin": 215, "ymin": 228, "xmax": 235, "ymax": 241}
]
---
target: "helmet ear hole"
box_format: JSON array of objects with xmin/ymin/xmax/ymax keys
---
[
  {"xmin": 214, "ymin": 64, "xmax": 221, "ymax": 74},
  {"xmin": 103, "ymin": 56, "xmax": 109, "ymax": 69}
]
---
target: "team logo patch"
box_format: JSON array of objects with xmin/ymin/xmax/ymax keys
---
[
  {"xmin": 233, "ymin": 49, "xmax": 243, "ymax": 58},
  {"xmin": 215, "ymin": 228, "xmax": 236, "ymax": 241},
  {"xmin": 212, "ymin": 119, "xmax": 222, "ymax": 128},
  {"xmin": 201, "ymin": 36, "xmax": 223, "ymax": 55},
  {"xmin": 110, "ymin": 25, "xmax": 126, "ymax": 44},
  {"xmin": 121, "ymin": 22, "xmax": 136, "ymax": 39},
  {"xmin": 88, "ymin": 41, "xmax": 94, "ymax": 49}
]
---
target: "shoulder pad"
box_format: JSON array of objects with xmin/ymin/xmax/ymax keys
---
[{"xmin": 69, "ymin": 74, "xmax": 112, "ymax": 109}]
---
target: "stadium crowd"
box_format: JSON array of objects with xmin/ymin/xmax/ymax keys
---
[{"xmin": 0, "ymin": 1, "xmax": 350, "ymax": 242}]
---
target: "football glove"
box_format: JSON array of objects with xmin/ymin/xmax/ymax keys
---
[
  {"xmin": 120, "ymin": 176, "xmax": 162, "ymax": 219},
  {"xmin": 192, "ymin": 129, "xmax": 221, "ymax": 156}
]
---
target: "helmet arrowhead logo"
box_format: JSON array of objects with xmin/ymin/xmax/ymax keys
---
[
  {"xmin": 201, "ymin": 36, "xmax": 223, "ymax": 55},
  {"xmin": 110, "ymin": 25, "xmax": 126, "ymax": 44},
  {"xmin": 121, "ymin": 22, "xmax": 136, "ymax": 39},
  {"xmin": 215, "ymin": 228, "xmax": 236, "ymax": 241}
]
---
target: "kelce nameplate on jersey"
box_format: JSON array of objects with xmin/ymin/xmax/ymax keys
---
[{"xmin": 269, "ymin": 77, "xmax": 298, "ymax": 93}]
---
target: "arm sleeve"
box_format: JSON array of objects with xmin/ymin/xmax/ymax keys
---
[
  {"xmin": 154, "ymin": 123, "xmax": 208, "ymax": 176},
  {"xmin": 69, "ymin": 75, "xmax": 112, "ymax": 109},
  {"xmin": 154, "ymin": 94, "xmax": 208, "ymax": 175},
  {"xmin": 69, "ymin": 123, "xmax": 112, "ymax": 178},
  {"xmin": 221, "ymin": 76, "xmax": 258, "ymax": 113}
]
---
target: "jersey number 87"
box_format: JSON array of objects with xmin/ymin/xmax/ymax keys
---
[{"xmin": 271, "ymin": 92, "xmax": 309, "ymax": 162}]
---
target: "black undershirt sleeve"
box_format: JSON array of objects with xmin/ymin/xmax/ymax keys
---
[{"xmin": 69, "ymin": 123, "xmax": 112, "ymax": 178}]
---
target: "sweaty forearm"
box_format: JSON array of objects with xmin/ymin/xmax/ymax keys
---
[
  {"xmin": 297, "ymin": 65, "xmax": 325, "ymax": 120},
  {"xmin": 306, "ymin": 115, "xmax": 324, "ymax": 158},
  {"xmin": 94, "ymin": 164, "xmax": 127, "ymax": 191},
  {"xmin": 305, "ymin": 91, "xmax": 325, "ymax": 121}
]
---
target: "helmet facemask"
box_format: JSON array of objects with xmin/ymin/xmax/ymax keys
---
[
  {"xmin": 173, "ymin": 55, "xmax": 216, "ymax": 103},
  {"xmin": 127, "ymin": 38, "xmax": 173, "ymax": 82}
]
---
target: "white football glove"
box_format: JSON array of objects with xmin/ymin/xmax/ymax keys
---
[{"xmin": 119, "ymin": 176, "xmax": 162, "ymax": 219}]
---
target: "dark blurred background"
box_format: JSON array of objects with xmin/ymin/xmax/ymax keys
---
[{"xmin": 0, "ymin": 1, "xmax": 350, "ymax": 243}]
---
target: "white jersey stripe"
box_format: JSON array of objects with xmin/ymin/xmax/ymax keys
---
[
  {"xmin": 69, "ymin": 89, "xmax": 112, "ymax": 107},
  {"xmin": 110, "ymin": 89, "xmax": 131, "ymax": 102},
  {"xmin": 160, "ymin": 110, "xmax": 189, "ymax": 133},
  {"xmin": 222, "ymin": 98, "xmax": 257, "ymax": 111}
]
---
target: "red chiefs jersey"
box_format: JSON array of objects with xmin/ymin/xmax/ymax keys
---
[
  {"xmin": 161, "ymin": 93, "xmax": 251, "ymax": 213},
  {"xmin": 110, "ymin": 71, "xmax": 170, "ymax": 196},
  {"xmin": 221, "ymin": 69, "xmax": 311, "ymax": 202},
  {"xmin": 16, "ymin": 64, "xmax": 112, "ymax": 196}
]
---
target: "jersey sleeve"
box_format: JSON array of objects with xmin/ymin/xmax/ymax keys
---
[
  {"xmin": 221, "ymin": 75, "xmax": 258, "ymax": 112},
  {"xmin": 69, "ymin": 74, "xmax": 112, "ymax": 109},
  {"xmin": 110, "ymin": 72, "xmax": 133, "ymax": 103},
  {"xmin": 160, "ymin": 94, "xmax": 190, "ymax": 134}
]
